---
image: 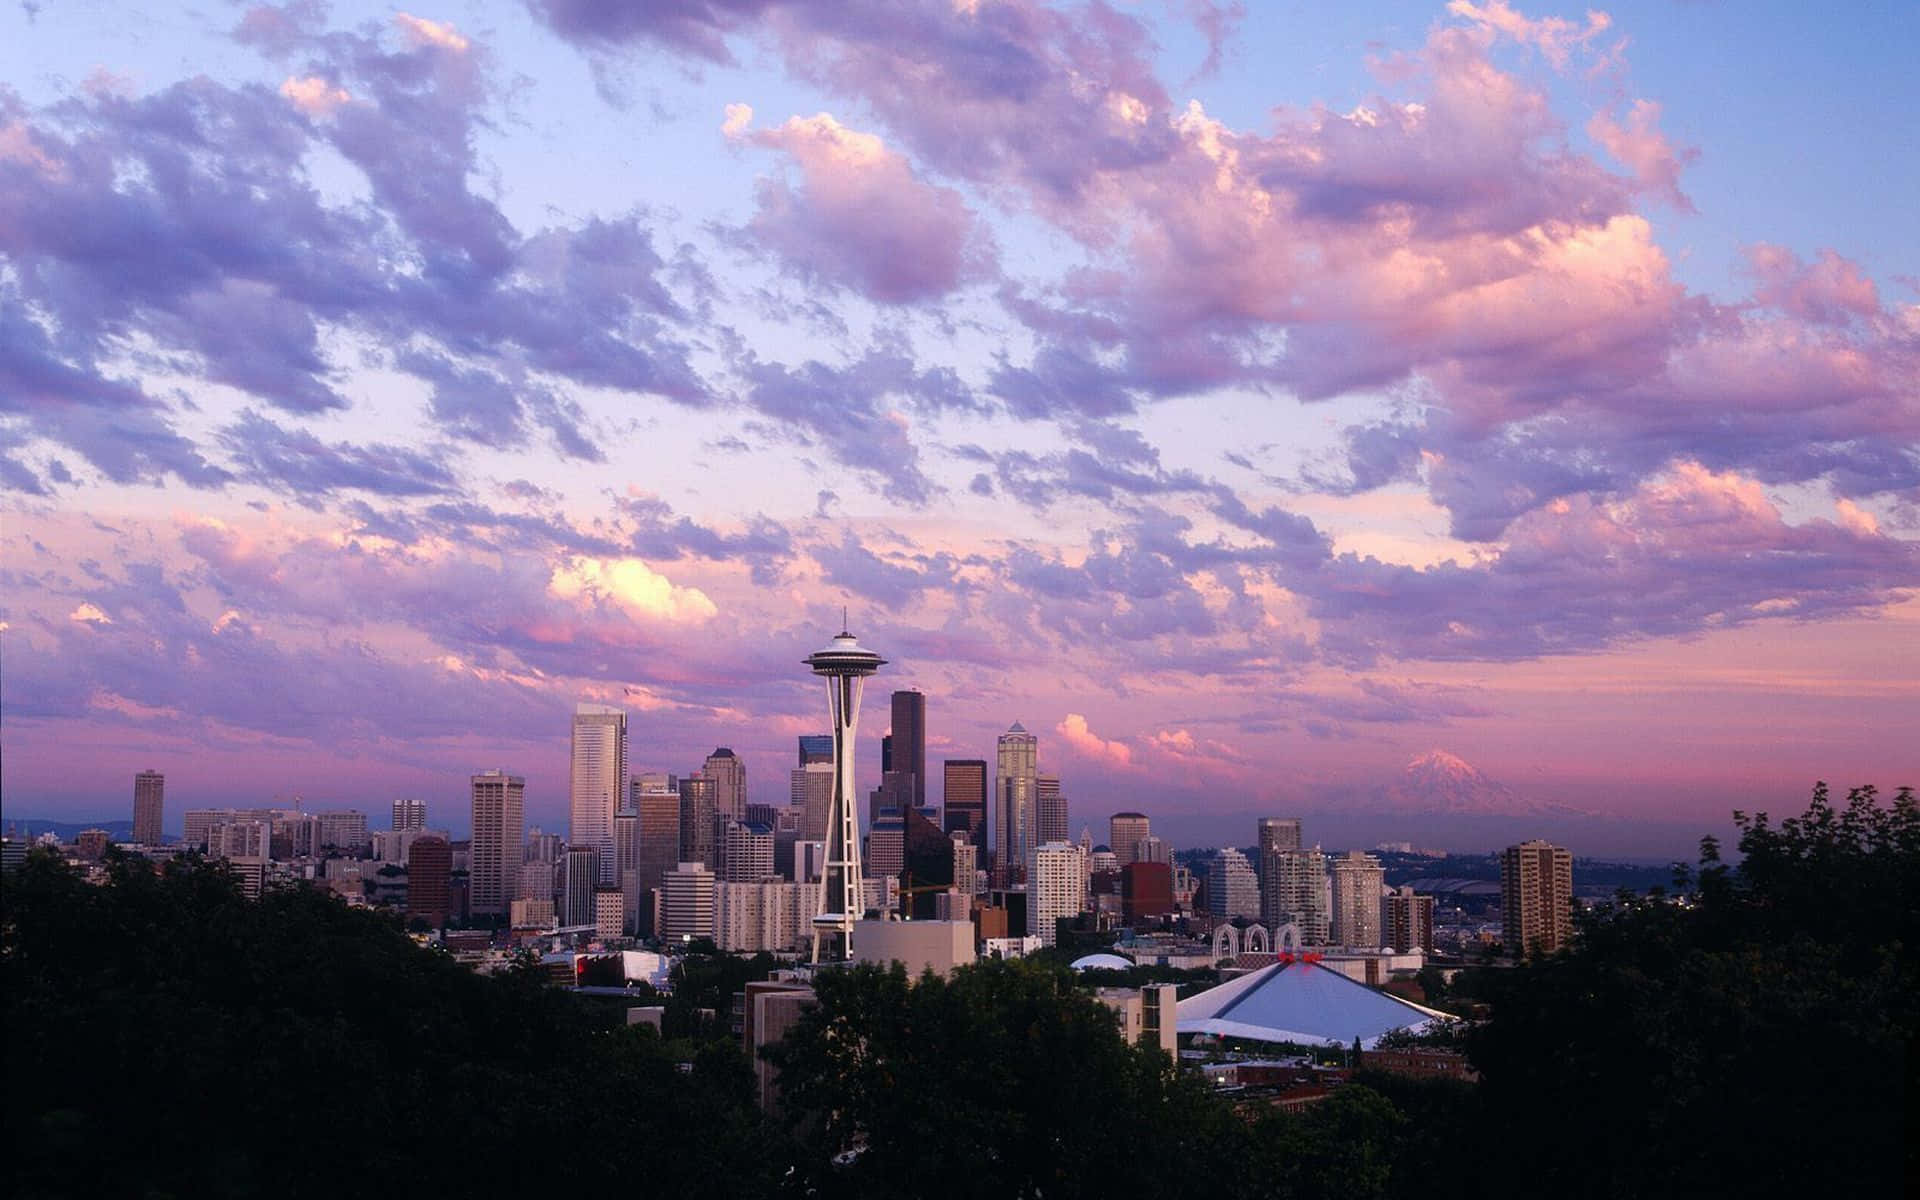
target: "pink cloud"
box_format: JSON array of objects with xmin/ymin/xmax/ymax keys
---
[
  {"xmin": 1588, "ymin": 99, "xmax": 1697, "ymax": 210},
  {"xmin": 1444, "ymin": 1, "xmax": 1612, "ymax": 70},
  {"xmin": 1746, "ymin": 244, "xmax": 1883, "ymax": 324},
  {"xmin": 1056, "ymin": 712, "xmax": 1134, "ymax": 767},
  {"xmin": 726, "ymin": 106, "xmax": 992, "ymax": 303}
]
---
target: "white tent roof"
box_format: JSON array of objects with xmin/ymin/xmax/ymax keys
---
[{"xmin": 1177, "ymin": 957, "xmax": 1449, "ymax": 1049}]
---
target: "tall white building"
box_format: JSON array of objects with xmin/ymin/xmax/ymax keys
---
[
  {"xmin": 569, "ymin": 703, "xmax": 627, "ymax": 886},
  {"xmin": 470, "ymin": 770, "xmax": 525, "ymax": 918},
  {"xmin": 1330, "ymin": 850, "xmax": 1387, "ymax": 947},
  {"xmin": 1029, "ymin": 840, "xmax": 1087, "ymax": 946},
  {"xmin": 1206, "ymin": 847, "xmax": 1261, "ymax": 920},
  {"xmin": 997, "ymin": 723, "xmax": 1039, "ymax": 885},
  {"xmin": 660, "ymin": 860, "xmax": 716, "ymax": 942}
]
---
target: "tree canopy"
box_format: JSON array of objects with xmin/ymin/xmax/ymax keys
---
[{"xmin": 1468, "ymin": 783, "xmax": 1916, "ymax": 1198}]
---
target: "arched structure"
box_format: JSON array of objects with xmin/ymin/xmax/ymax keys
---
[
  {"xmin": 1244, "ymin": 924, "xmax": 1271, "ymax": 954},
  {"xmin": 1212, "ymin": 924, "xmax": 1239, "ymax": 960}
]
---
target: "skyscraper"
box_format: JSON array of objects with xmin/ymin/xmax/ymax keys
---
[
  {"xmin": 631, "ymin": 775, "xmax": 680, "ymax": 935},
  {"xmin": 392, "ymin": 798, "xmax": 427, "ymax": 833},
  {"xmin": 569, "ymin": 703, "xmax": 627, "ymax": 886},
  {"xmin": 792, "ymin": 762, "xmax": 834, "ymax": 841},
  {"xmin": 614, "ymin": 803, "xmax": 640, "ymax": 932},
  {"xmin": 942, "ymin": 759, "xmax": 987, "ymax": 853},
  {"xmin": 996, "ymin": 723, "xmax": 1038, "ymax": 885},
  {"xmin": 406, "ymin": 835, "xmax": 451, "ymax": 928},
  {"xmin": 1037, "ymin": 774, "xmax": 1068, "ymax": 846},
  {"xmin": 1110, "ymin": 813, "xmax": 1150, "ymax": 867},
  {"xmin": 469, "ymin": 771, "xmax": 525, "ymax": 919},
  {"xmin": 722, "ymin": 820, "xmax": 775, "ymax": 882},
  {"xmin": 560, "ymin": 846, "xmax": 601, "ymax": 927},
  {"xmin": 1501, "ymin": 840, "xmax": 1573, "ymax": 957},
  {"xmin": 1257, "ymin": 817, "xmax": 1301, "ymax": 855},
  {"xmin": 1257, "ymin": 817, "xmax": 1304, "ymax": 926},
  {"xmin": 797, "ymin": 734, "xmax": 833, "ymax": 765},
  {"xmin": 133, "ymin": 770, "xmax": 164, "ymax": 846},
  {"xmin": 1030, "ymin": 841, "xmax": 1088, "ymax": 945},
  {"xmin": 1330, "ymin": 850, "xmax": 1386, "ymax": 947},
  {"xmin": 679, "ymin": 774, "xmax": 718, "ymax": 869},
  {"xmin": 704, "ymin": 747, "xmax": 746, "ymax": 821},
  {"xmin": 890, "ymin": 690, "xmax": 926, "ymax": 809}
]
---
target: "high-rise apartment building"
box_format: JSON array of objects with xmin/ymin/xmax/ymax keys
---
[
  {"xmin": 660, "ymin": 861, "xmax": 716, "ymax": 942},
  {"xmin": 1330, "ymin": 850, "xmax": 1386, "ymax": 947},
  {"xmin": 890, "ymin": 690, "xmax": 926, "ymax": 809},
  {"xmin": 133, "ymin": 770, "xmax": 164, "ymax": 845},
  {"xmin": 942, "ymin": 759, "xmax": 987, "ymax": 853},
  {"xmin": 391, "ymin": 798, "xmax": 427, "ymax": 833},
  {"xmin": 1205, "ymin": 847, "xmax": 1261, "ymax": 920},
  {"xmin": 1501, "ymin": 840, "xmax": 1573, "ymax": 957},
  {"xmin": 679, "ymin": 774, "xmax": 718, "ymax": 868},
  {"xmin": 1385, "ymin": 885, "xmax": 1435, "ymax": 954},
  {"xmin": 996, "ymin": 724, "xmax": 1038, "ymax": 885},
  {"xmin": 569, "ymin": 703, "xmax": 627, "ymax": 886},
  {"xmin": 715, "ymin": 880, "xmax": 813, "ymax": 953},
  {"xmin": 406, "ymin": 835, "xmax": 451, "ymax": 927},
  {"xmin": 704, "ymin": 748, "xmax": 746, "ymax": 821},
  {"xmin": 470, "ymin": 770, "xmax": 525, "ymax": 919},
  {"xmin": 1037, "ymin": 775, "xmax": 1068, "ymax": 846},
  {"xmin": 1029, "ymin": 840, "xmax": 1088, "ymax": 945},
  {"xmin": 1266, "ymin": 847, "xmax": 1331, "ymax": 944},
  {"xmin": 1110, "ymin": 813, "xmax": 1150, "ymax": 867}
]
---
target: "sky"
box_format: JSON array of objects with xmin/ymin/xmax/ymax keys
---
[{"xmin": 2, "ymin": 0, "xmax": 1915, "ymax": 855}]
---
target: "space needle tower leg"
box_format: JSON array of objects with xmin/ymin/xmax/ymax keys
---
[{"xmin": 805, "ymin": 628, "xmax": 886, "ymax": 964}]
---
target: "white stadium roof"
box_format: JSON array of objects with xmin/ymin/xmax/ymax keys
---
[{"xmin": 1177, "ymin": 956, "xmax": 1449, "ymax": 1048}]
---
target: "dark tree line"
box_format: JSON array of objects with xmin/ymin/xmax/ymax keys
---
[{"xmin": 5, "ymin": 783, "xmax": 1912, "ymax": 1199}]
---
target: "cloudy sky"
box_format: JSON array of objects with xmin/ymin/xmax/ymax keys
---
[{"xmin": 3, "ymin": 0, "xmax": 1915, "ymax": 851}]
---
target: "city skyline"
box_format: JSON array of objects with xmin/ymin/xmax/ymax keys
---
[{"xmin": 2, "ymin": 1, "xmax": 1915, "ymax": 853}]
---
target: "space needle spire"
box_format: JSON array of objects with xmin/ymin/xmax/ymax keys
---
[{"xmin": 805, "ymin": 624, "xmax": 887, "ymax": 963}]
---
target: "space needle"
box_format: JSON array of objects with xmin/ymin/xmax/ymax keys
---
[{"xmin": 805, "ymin": 623, "xmax": 886, "ymax": 963}]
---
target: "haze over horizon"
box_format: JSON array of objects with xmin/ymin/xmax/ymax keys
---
[{"xmin": 2, "ymin": 1, "xmax": 1915, "ymax": 856}]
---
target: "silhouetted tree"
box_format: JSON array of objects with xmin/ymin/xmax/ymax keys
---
[{"xmin": 1468, "ymin": 783, "xmax": 1916, "ymax": 1198}]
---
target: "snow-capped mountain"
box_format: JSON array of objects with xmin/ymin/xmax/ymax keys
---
[{"xmin": 1366, "ymin": 749, "xmax": 1592, "ymax": 816}]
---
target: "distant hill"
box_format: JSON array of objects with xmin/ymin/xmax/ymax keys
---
[{"xmin": 3, "ymin": 818, "xmax": 138, "ymax": 842}]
